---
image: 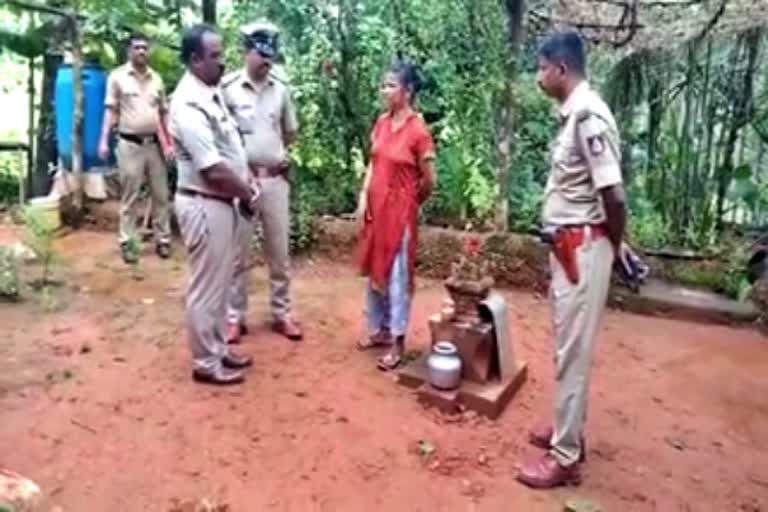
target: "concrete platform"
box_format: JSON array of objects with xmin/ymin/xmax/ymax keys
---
[
  {"xmin": 397, "ymin": 354, "xmax": 528, "ymax": 420},
  {"xmin": 611, "ymin": 278, "xmax": 758, "ymax": 326}
]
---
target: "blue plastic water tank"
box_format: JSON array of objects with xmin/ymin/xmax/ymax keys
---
[{"xmin": 54, "ymin": 63, "xmax": 112, "ymax": 171}]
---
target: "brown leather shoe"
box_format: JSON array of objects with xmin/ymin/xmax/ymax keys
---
[
  {"xmin": 222, "ymin": 352, "xmax": 253, "ymax": 369},
  {"xmin": 528, "ymin": 422, "xmax": 586, "ymax": 462},
  {"xmin": 516, "ymin": 453, "xmax": 581, "ymax": 489},
  {"xmin": 192, "ymin": 368, "xmax": 245, "ymax": 385},
  {"xmin": 272, "ymin": 317, "xmax": 303, "ymax": 341},
  {"xmin": 225, "ymin": 322, "xmax": 245, "ymax": 344}
]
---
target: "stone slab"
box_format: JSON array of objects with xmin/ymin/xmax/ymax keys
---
[
  {"xmin": 611, "ymin": 278, "xmax": 758, "ymax": 325},
  {"xmin": 397, "ymin": 354, "xmax": 528, "ymax": 420},
  {"xmin": 479, "ymin": 290, "xmax": 517, "ymax": 379},
  {"xmin": 0, "ymin": 469, "xmax": 42, "ymax": 512}
]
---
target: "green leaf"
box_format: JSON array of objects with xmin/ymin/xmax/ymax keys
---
[
  {"xmin": 737, "ymin": 278, "xmax": 753, "ymax": 302},
  {"xmin": 734, "ymin": 164, "xmax": 752, "ymax": 181},
  {"xmin": 0, "ymin": 25, "xmax": 46, "ymax": 58}
]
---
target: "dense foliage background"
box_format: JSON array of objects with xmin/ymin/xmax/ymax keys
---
[{"xmin": 0, "ymin": 0, "xmax": 766, "ymax": 297}]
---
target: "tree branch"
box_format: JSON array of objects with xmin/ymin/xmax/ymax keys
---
[
  {"xmin": 528, "ymin": 9, "xmax": 645, "ymax": 32},
  {"xmin": 528, "ymin": 7, "xmax": 644, "ymax": 48},
  {"xmin": 7, "ymin": 0, "xmax": 79, "ymax": 20},
  {"xmin": 590, "ymin": 0, "xmax": 704, "ymax": 7},
  {"xmin": 7, "ymin": 0, "xmax": 180, "ymax": 51},
  {"xmin": 692, "ymin": 0, "xmax": 729, "ymax": 43}
]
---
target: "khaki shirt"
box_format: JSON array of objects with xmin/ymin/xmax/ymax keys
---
[
  {"xmin": 105, "ymin": 63, "xmax": 166, "ymax": 135},
  {"xmin": 542, "ymin": 82, "xmax": 622, "ymax": 226},
  {"xmin": 222, "ymin": 69, "xmax": 298, "ymax": 167},
  {"xmin": 169, "ymin": 72, "xmax": 248, "ymax": 196}
]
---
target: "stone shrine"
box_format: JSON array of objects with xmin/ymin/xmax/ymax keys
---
[{"xmin": 397, "ymin": 237, "xmax": 528, "ymax": 419}]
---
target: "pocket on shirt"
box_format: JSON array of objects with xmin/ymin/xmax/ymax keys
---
[
  {"xmin": 232, "ymin": 105, "xmax": 256, "ymax": 133},
  {"xmin": 212, "ymin": 114, "xmax": 239, "ymax": 144}
]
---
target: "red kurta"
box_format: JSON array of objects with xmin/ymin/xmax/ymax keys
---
[{"xmin": 357, "ymin": 111, "xmax": 435, "ymax": 292}]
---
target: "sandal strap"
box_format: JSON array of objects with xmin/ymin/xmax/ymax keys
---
[
  {"xmin": 357, "ymin": 334, "xmax": 392, "ymax": 350},
  {"xmin": 377, "ymin": 350, "xmax": 403, "ymax": 370}
]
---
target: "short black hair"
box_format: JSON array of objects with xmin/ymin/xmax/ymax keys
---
[
  {"xmin": 181, "ymin": 24, "xmax": 217, "ymax": 65},
  {"xmin": 127, "ymin": 32, "xmax": 149, "ymax": 47},
  {"xmin": 538, "ymin": 31, "xmax": 587, "ymax": 76},
  {"xmin": 389, "ymin": 58, "xmax": 425, "ymax": 95}
]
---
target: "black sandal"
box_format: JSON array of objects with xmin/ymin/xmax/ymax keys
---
[{"xmin": 357, "ymin": 330, "xmax": 392, "ymax": 351}]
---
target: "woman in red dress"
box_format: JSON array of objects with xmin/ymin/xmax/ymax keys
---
[{"xmin": 355, "ymin": 60, "xmax": 437, "ymax": 370}]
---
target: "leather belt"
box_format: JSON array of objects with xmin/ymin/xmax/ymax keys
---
[
  {"xmin": 248, "ymin": 163, "xmax": 286, "ymax": 179},
  {"xmin": 119, "ymin": 132, "xmax": 159, "ymax": 145},
  {"xmin": 176, "ymin": 187, "xmax": 234, "ymax": 205},
  {"xmin": 543, "ymin": 223, "xmax": 610, "ymax": 285},
  {"xmin": 540, "ymin": 224, "xmax": 608, "ymax": 244},
  {"xmin": 555, "ymin": 224, "xmax": 609, "ymax": 245}
]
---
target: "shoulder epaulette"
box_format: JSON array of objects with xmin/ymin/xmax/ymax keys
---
[
  {"xmin": 268, "ymin": 70, "xmax": 288, "ymax": 85},
  {"xmin": 221, "ymin": 71, "xmax": 242, "ymax": 89}
]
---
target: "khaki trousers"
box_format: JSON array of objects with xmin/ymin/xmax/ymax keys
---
[
  {"xmin": 117, "ymin": 138, "xmax": 170, "ymax": 244},
  {"xmin": 175, "ymin": 194, "xmax": 236, "ymax": 372},
  {"xmin": 549, "ymin": 231, "xmax": 614, "ymax": 466},
  {"xmin": 227, "ymin": 176, "xmax": 291, "ymax": 325}
]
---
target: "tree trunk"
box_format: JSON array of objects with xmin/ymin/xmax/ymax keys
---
[
  {"xmin": 496, "ymin": 0, "xmax": 527, "ymax": 232},
  {"xmin": 26, "ymin": 56, "xmax": 35, "ymax": 201},
  {"xmin": 692, "ymin": 38, "xmax": 712, "ymax": 237},
  {"xmin": 69, "ymin": 13, "xmax": 84, "ymax": 210},
  {"xmin": 677, "ymin": 45, "xmax": 696, "ymax": 233},
  {"xmin": 31, "ymin": 48, "xmax": 62, "ymax": 197},
  {"xmin": 202, "ymin": 0, "xmax": 216, "ymax": 25},
  {"xmin": 645, "ymin": 74, "xmax": 663, "ymax": 201},
  {"xmin": 333, "ymin": 0, "xmax": 368, "ymax": 164},
  {"xmin": 174, "ymin": 0, "xmax": 182, "ymax": 28}
]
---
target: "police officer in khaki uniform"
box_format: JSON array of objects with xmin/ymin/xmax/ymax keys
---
[
  {"xmin": 221, "ymin": 21, "xmax": 303, "ymax": 343},
  {"xmin": 170, "ymin": 24, "xmax": 259, "ymax": 385},
  {"xmin": 517, "ymin": 32, "xmax": 627, "ymax": 488},
  {"xmin": 99, "ymin": 32, "xmax": 174, "ymax": 264}
]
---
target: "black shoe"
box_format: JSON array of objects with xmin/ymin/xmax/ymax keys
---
[
  {"xmin": 156, "ymin": 243, "xmax": 171, "ymax": 259},
  {"xmin": 222, "ymin": 352, "xmax": 253, "ymax": 370},
  {"xmin": 120, "ymin": 243, "xmax": 139, "ymax": 264},
  {"xmin": 192, "ymin": 368, "xmax": 245, "ymax": 385}
]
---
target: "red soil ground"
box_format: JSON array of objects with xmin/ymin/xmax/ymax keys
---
[{"xmin": 1, "ymin": 228, "xmax": 766, "ymax": 511}]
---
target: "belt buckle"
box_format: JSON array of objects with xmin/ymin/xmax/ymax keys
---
[{"xmin": 141, "ymin": 135, "xmax": 153, "ymax": 145}]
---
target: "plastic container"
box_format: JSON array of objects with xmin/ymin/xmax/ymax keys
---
[
  {"xmin": 54, "ymin": 62, "xmax": 112, "ymax": 171},
  {"xmin": 27, "ymin": 196, "xmax": 61, "ymax": 231}
]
